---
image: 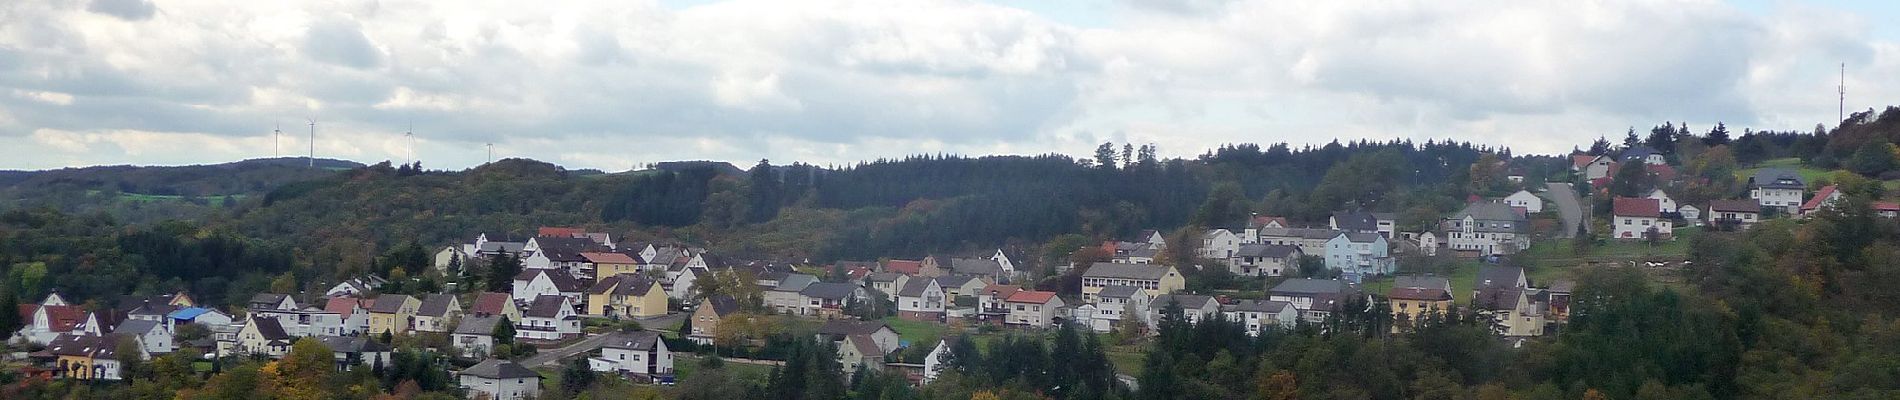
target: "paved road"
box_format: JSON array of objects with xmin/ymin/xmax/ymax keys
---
[
  {"xmin": 1544, "ymin": 182, "xmax": 1584, "ymax": 238},
  {"xmin": 520, "ymin": 332, "xmax": 617, "ymax": 367}
]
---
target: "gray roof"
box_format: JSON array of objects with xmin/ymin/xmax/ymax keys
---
[
  {"xmin": 602, "ymin": 331, "xmax": 663, "ymax": 351},
  {"xmin": 1269, "ymin": 278, "xmax": 1346, "ymax": 295},
  {"xmin": 1097, "ymin": 285, "xmax": 1143, "ymax": 299},
  {"xmin": 1338, "ymin": 232, "xmax": 1384, "ymax": 243},
  {"xmin": 1708, "ymin": 199, "xmax": 1761, "ymax": 213},
  {"xmin": 1332, "ymin": 211, "xmax": 1380, "ymax": 232},
  {"xmin": 1477, "ymin": 265, "xmax": 1526, "ymax": 290},
  {"xmin": 455, "ymin": 315, "xmax": 503, "ymax": 335},
  {"xmin": 1127, "ymin": 247, "xmax": 1160, "ymax": 258},
  {"xmin": 317, "ymin": 336, "xmax": 390, "ymax": 353},
  {"xmin": 1234, "ymin": 243, "xmax": 1300, "ymax": 258},
  {"xmin": 1452, "ymin": 202, "xmax": 1526, "ymax": 222},
  {"xmin": 524, "ymin": 295, "xmax": 569, "ymax": 319},
  {"xmin": 479, "ymin": 241, "xmax": 526, "ymax": 253},
  {"xmin": 1224, "ymin": 299, "xmax": 1292, "ymax": 313},
  {"xmin": 701, "ymin": 295, "xmax": 740, "ymax": 317},
  {"xmin": 1394, "ymin": 276, "xmax": 1451, "ymax": 292},
  {"xmin": 865, "ymin": 272, "xmax": 904, "ymax": 283},
  {"xmin": 1258, "ymin": 227, "xmax": 1344, "ymax": 240},
  {"xmin": 368, "ymin": 294, "xmax": 415, "ymax": 314},
  {"xmin": 896, "ymin": 278, "xmax": 939, "ymax": 297},
  {"xmin": 249, "ymin": 316, "xmax": 291, "ymax": 340},
  {"xmin": 1153, "ymin": 294, "xmax": 1217, "ymax": 310},
  {"xmin": 949, "ymin": 258, "xmax": 1004, "ymax": 276},
  {"xmin": 417, "ymin": 294, "xmax": 458, "ymax": 317},
  {"xmin": 250, "ymin": 293, "xmax": 292, "ymax": 308},
  {"xmin": 799, "ymin": 282, "xmax": 858, "ymax": 300},
  {"xmin": 773, "ymin": 274, "xmax": 818, "ymax": 292},
  {"xmin": 463, "ymin": 359, "xmax": 539, "ymax": 379},
  {"xmin": 935, "ymin": 275, "xmax": 979, "ymax": 289},
  {"xmin": 1751, "ymin": 168, "xmax": 1805, "ymax": 190},
  {"xmin": 113, "ymin": 319, "xmax": 162, "ymax": 335},
  {"xmin": 1083, "ymin": 263, "xmax": 1173, "ymax": 280}
]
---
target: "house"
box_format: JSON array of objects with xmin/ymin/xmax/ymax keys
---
[
  {"xmin": 323, "ymin": 276, "xmax": 387, "ymax": 297},
  {"xmin": 1199, "ymin": 229, "xmax": 1243, "ymax": 260},
  {"xmin": 1571, "ymin": 154, "xmax": 1614, "ymax": 180},
  {"xmin": 1394, "ymin": 276, "xmax": 1452, "ymax": 294},
  {"xmin": 1330, "ymin": 211, "xmax": 1397, "ymax": 237},
  {"xmin": 1114, "ymin": 246, "xmax": 1159, "ymax": 264},
  {"xmin": 922, "ymin": 339, "xmax": 952, "ymax": 384},
  {"xmin": 798, "ymin": 282, "xmax": 861, "ymax": 319},
  {"xmin": 460, "ymin": 359, "xmax": 541, "ymax": 400},
  {"xmin": 1081, "ymin": 263, "xmax": 1184, "ymax": 303},
  {"xmin": 1416, "ymin": 231, "xmax": 1441, "ymax": 256},
  {"xmin": 167, "ymin": 307, "xmax": 233, "ymax": 327},
  {"xmin": 434, "ymin": 246, "xmax": 467, "ymax": 275},
  {"xmin": 1228, "ymin": 244, "xmax": 1301, "ymax": 277},
  {"xmin": 1221, "ymin": 299, "xmax": 1298, "ymax": 334},
  {"xmin": 322, "ymin": 297, "xmax": 373, "ymax": 335},
  {"xmin": 1619, "ymin": 146, "xmax": 1667, "ymax": 165},
  {"xmin": 1442, "ymin": 202, "xmax": 1531, "ymax": 255},
  {"xmin": 248, "ymin": 306, "xmax": 345, "ymax": 338},
  {"xmin": 1645, "ymin": 189, "xmax": 1679, "ymax": 215},
  {"xmin": 1004, "ymin": 290, "xmax": 1065, "ymax": 328},
  {"xmin": 1879, "ymin": 202, "xmax": 1900, "ymax": 218},
  {"xmin": 977, "ymin": 284, "xmax": 1022, "ymax": 321},
  {"xmin": 593, "ymin": 331, "xmax": 673, "ymax": 377},
  {"xmin": 511, "ymin": 268, "xmax": 587, "ymax": 305},
  {"xmin": 1547, "ymin": 280, "xmax": 1576, "ymax": 323},
  {"xmin": 687, "ymin": 295, "xmax": 740, "ymax": 345},
  {"xmin": 469, "ymin": 292, "xmax": 523, "ymax": 321},
  {"xmin": 16, "ymin": 293, "xmax": 85, "ymax": 345},
  {"xmin": 1251, "ymin": 215, "xmax": 1291, "ymax": 229},
  {"xmin": 1475, "ymin": 288, "xmax": 1545, "ymax": 337},
  {"xmin": 947, "ymin": 258, "xmax": 1008, "ymax": 282},
  {"xmin": 453, "ymin": 316, "xmax": 504, "ymax": 358},
  {"xmin": 587, "ymin": 274, "xmax": 669, "ymax": 319},
  {"xmin": 46, "ymin": 333, "xmax": 131, "ymax": 380},
  {"xmin": 864, "ymin": 272, "xmax": 907, "ymax": 302},
  {"xmin": 1708, "ymin": 199, "xmax": 1763, "ymax": 230},
  {"xmin": 249, "ymin": 293, "xmax": 299, "ymax": 311},
  {"xmin": 581, "ymin": 252, "xmax": 643, "ymax": 283},
  {"xmin": 521, "ymin": 236, "xmax": 610, "ymax": 274},
  {"xmin": 1086, "ymin": 285, "xmax": 1152, "ymax": 333},
  {"xmin": 1800, "ymin": 185, "xmax": 1843, "ymax": 216},
  {"xmin": 667, "ymin": 266, "xmax": 709, "ymax": 300},
  {"xmin": 113, "ymin": 319, "xmax": 174, "ymax": 355},
  {"xmin": 815, "ymin": 320, "xmax": 900, "ymax": 354},
  {"xmin": 1612, "ymin": 197, "xmax": 1673, "ymax": 240},
  {"xmin": 883, "ymin": 259, "xmax": 925, "ymax": 276},
  {"xmin": 837, "ymin": 334, "xmax": 887, "ymax": 377},
  {"xmin": 895, "ymin": 278, "xmax": 946, "ymax": 322},
  {"xmin": 1503, "ymin": 190, "xmax": 1543, "ymax": 213},
  {"xmin": 234, "ymin": 316, "xmax": 293, "ymax": 358},
  {"xmin": 367, "ymin": 294, "xmax": 421, "ymax": 336},
  {"xmin": 1134, "ymin": 229, "xmax": 1167, "ymax": 246},
  {"xmin": 1257, "ymin": 227, "xmax": 1344, "ymax": 257},
  {"xmin": 934, "ymin": 275, "xmax": 988, "ymax": 299},
  {"xmin": 1748, "ymin": 168, "xmax": 1806, "ymax": 214},
  {"xmin": 316, "ymin": 336, "xmax": 392, "ymax": 370},
  {"xmin": 1475, "ymin": 265, "xmax": 1529, "ymax": 295},
  {"xmin": 1388, "ymin": 287, "xmax": 1453, "ymax": 332},
  {"xmin": 1150, "ymin": 294, "xmax": 1219, "ymax": 325},
  {"xmin": 1677, "ymin": 204, "xmax": 1702, "ymax": 222},
  {"xmin": 989, "ymin": 249, "xmax": 1019, "ymax": 277},
  {"xmin": 1269, "ymin": 279, "xmax": 1354, "ymax": 323},
  {"xmin": 518, "ymin": 295, "xmax": 581, "ymax": 340},
  {"xmin": 1323, "ymin": 232, "xmax": 1394, "ymax": 281},
  {"xmin": 764, "ymin": 273, "xmax": 820, "ymax": 314}
]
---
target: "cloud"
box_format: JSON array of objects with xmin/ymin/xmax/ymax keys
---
[
  {"xmin": 87, "ymin": 0, "xmax": 156, "ymax": 21},
  {"xmin": 0, "ymin": 0, "xmax": 1896, "ymax": 172}
]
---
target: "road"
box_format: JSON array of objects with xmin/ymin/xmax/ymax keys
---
[
  {"xmin": 1544, "ymin": 182, "xmax": 1584, "ymax": 238},
  {"xmin": 520, "ymin": 332, "xmax": 617, "ymax": 367}
]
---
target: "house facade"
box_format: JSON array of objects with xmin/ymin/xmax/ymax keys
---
[
  {"xmin": 1003, "ymin": 291, "xmax": 1065, "ymax": 328},
  {"xmin": 1081, "ymin": 263, "xmax": 1183, "ymax": 303},
  {"xmin": 460, "ymin": 359, "xmax": 541, "ymax": 400},
  {"xmin": 518, "ymin": 295, "xmax": 581, "ymax": 341},
  {"xmin": 1323, "ymin": 232, "xmax": 1394, "ymax": 280},
  {"xmin": 1442, "ymin": 202, "xmax": 1530, "ymax": 255},
  {"xmin": 1612, "ymin": 197, "xmax": 1673, "ymax": 240},
  {"xmin": 1503, "ymin": 190, "xmax": 1543, "ymax": 213},
  {"xmin": 1749, "ymin": 168, "xmax": 1806, "ymax": 214},
  {"xmin": 1228, "ymin": 244, "xmax": 1302, "ymax": 277}
]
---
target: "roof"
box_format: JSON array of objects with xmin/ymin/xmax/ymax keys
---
[
  {"xmin": 114, "ymin": 319, "xmax": 162, "ymax": 335},
  {"xmin": 774, "ymin": 274, "xmax": 819, "ymax": 292},
  {"xmin": 1393, "ymin": 276, "xmax": 1451, "ymax": 292},
  {"xmin": 119, "ymin": 295, "xmax": 180, "ymax": 314},
  {"xmin": 1477, "ymin": 265, "xmax": 1526, "ymax": 290},
  {"xmin": 1337, "ymin": 232, "xmax": 1384, "ymax": 243},
  {"xmin": 1250, "ymin": 215, "xmax": 1290, "ymax": 229},
  {"xmin": 1225, "ymin": 299, "xmax": 1291, "ymax": 313},
  {"xmin": 1708, "ymin": 199, "xmax": 1762, "ymax": 213},
  {"xmin": 368, "ymin": 295, "xmax": 415, "ymax": 314},
  {"xmin": 514, "ymin": 269, "xmax": 587, "ymax": 292},
  {"xmin": 799, "ymin": 282, "xmax": 858, "ymax": 300},
  {"xmin": 1387, "ymin": 287, "xmax": 1452, "ymax": 301},
  {"xmin": 1452, "ymin": 202, "xmax": 1526, "ymax": 222},
  {"xmin": 471, "ymin": 292, "xmax": 513, "ymax": 316},
  {"xmin": 317, "ymin": 336, "xmax": 390, "ymax": 353},
  {"xmin": 1005, "ymin": 290, "xmax": 1058, "ymax": 304},
  {"xmin": 463, "ymin": 359, "xmax": 540, "ymax": 379},
  {"xmin": 1473, "ymin": 287, "xmax": 1528, "ymax": 312},
  {"xmin": 1153, "ymin": 294, "xmax": 1216, "ymax": 309},
  {"xmin": 1234, "ymin": 243, "xmax": 1300, "ymax": 258},
  {"xmin": 701, "ymin": 295, "xmax": 740, "ymax": 317},
  {"xmin": 455, "ymin": 315, "xmax": 504, "ymax": 335},
  {"xmin": 46, "ymin": 333, "xmax": 121, "ymax": 358},
  {"xmin": 418, "ymin": 294, "xmax": 458, "ymax": 317},
  {"xmin": 250, "ymin": 293, "xmax": 291, "ymax": 307},
  {"xmin": 866, "ymin": 272, "xmax": 905, "ymax": 283},
  {"xmin": 1751, "ymin": 168, "xmax": 1805, "ymax": 190},
  {"xmin": 1332, "ymin": 211, "xmax": 1381, "ymax": 232},
  {"xmin": 1083, "ymin": 263, "xmax": 1173, "ymax": 280},
  {"xmin": 20, "ymin": 304, "xmax": 86, "ymax": 332},
  {"xmin": 1258, "ymin": 227, "xmax": 1345, "ymax": 240},
  {"xmin": 324, "ymin": 297, "xmax": 367, "ymax": 315},
  {"xmin": 589, "ymin": 274, "xmax": 660, "ymax": 296},
  {"xmin": 1097, "ymin": 285, "xmax": 1143, "ymax": 299},
  {"xmin": 580, "ymin": 252, "xmax": 638, "ymax": 265},
  {"xmin": 478, "ymin": 241, "xmax": 526, "ymax": 253},
  {"xmin": 532, "ymin": 237, "xmax": 610, "ymax": 263},
  {"xmin": 948, "ymin": 258, "xmax": 1004, "ymax": 276},
  {"xmin": 980, "ymin": 284, "xmax": 1021, "ymax": 300},
  {"xmin": 884, "ymin": 260, "xmax": 923, "ymax": 275},
  {"xmin": 1619, "ymin": 146, "xmax": 1660, "ymax": 160},
  {"xmin": 846, "ymin": 334, "xmax": 884, "ymax": 357},
  {"xmin": 1613, "ymin": 197, "xmax": 1662, "ymax": 218},
  {"xmin": 1269, "ymin": 278, "xmax": 1346, "ymax": 295},
  {"xmin": 524, "ymin": 295, "xmax": 570, "ymax": 319},
  {"xmin": 167, "ymin": 307, "xmax": 214, "ymax": 320},
  {"xmin": 1802, "ymin": 185, "xmax": 1839, "ymax": 211},
  {"xmin": 1571, "ymin": 154, "xmax": 1604, "ymax": 169},
  {"xmin": 1877, "ymin": 202, "xmax": 1900, "ymax": 212},
  {"xmin": 602, "ymin": 331, "xmax": 664, "ymax": 351},
  {"xmin": 249, "ymin": 316, "xmax": 291, "ymax": 340},
  {"xmin": 538, "ymin": 227, "xmax": 586, "ymax": 237},
  {"xmin": 935, "ymin": 275, "xmax": 979, "ymax": 289},
  {"xmin": 817, "ymin": 320, "xmax": 892, "ymax": 337},
  {"xmin": 896, "ymin": 278, "xmax": 939, "ymax": 297}
]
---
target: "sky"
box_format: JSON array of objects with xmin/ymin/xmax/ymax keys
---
[{"xmin": 1, "ymin": 0, "xmax": 1895, "ymax": 172}]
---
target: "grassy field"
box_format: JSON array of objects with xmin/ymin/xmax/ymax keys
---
[
  {"xmin": 1738, "ymin": 158, "xmax": 1832, "ymax": 183},
  {"xmin": 673, "ymin": 354, "xmax": 776, "ymax": 383},
  {"xmin": 882, "ymin": 317, "xmax": 951, "ymax": 346},
  {"xmin": 1364, "ymin": 260, "xmax": 1484, "ymax": 305}
]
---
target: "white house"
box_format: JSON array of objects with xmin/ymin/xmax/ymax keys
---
[
  {"xmin": 460, "ymin": 359, "xmax": 541, "ymax": 400},
  {"xmin": 248, "ymin": 308, "xmax": 346, "ymax": 338},
  {"xmin": 16, "ymin": 293, "xmax": 84, "ymax": 345},
  {"xmin": 511, "ymin": 269, "xmax": 586, "ymax": 304},
  {"xmin": 517, "ymin": 295, "xmax": 581, "ymax": 341},
  {"xmin": 1086, "ymin": 285, "xmax": 1152, "ymax": 333},
  {"xmin": 1571, "ymin": 155, "xmax": 1613, "ymax": 180},
  {"xmin": 1748, "ymin": 168, "xmax": 1806, "ymax": 214},
  {"xmin": 1677, "ymin": 205, "xmax": 1702, "ymax": 222},
  {"xmin": 1150, "ymin": 294, "xmax": 1220, "ymax": 326},
  {"xmin": 1645, "ymin": 189, "xmax": 1678, "ymax": 214},
  {"xmin": 592, "ymin": 331, "xmax": 673, "ymax": 377},
  {"xmin": 321, "ymin": 297, "xmax": 373, "ymax": 336},
  {"xmin": 113, "ymin": 319, "xmax": 174, "ymax": 355},
  {"xmin": 922, "ymin": 340, "xmax": 952, "ymax": 385},
  {"xmin": 1323, "ymin": 232, "xmax": 1394, "ymax": 281},
  {"xmin": 233, "ymin": 316, "xmax": 293, "ymax": 358},
  {"xmin": 1800, "ymin": 185, "xmax": 1843, "ymax": 217},
  {"xmin": 1503, "ymin": 190, "xmax": 1543, "ymax": 213},
  {"xmin": 1199, "ymin": 229, "xmax": 1242, "ymax": 260},
  {"xmin": 1612, "ymin": 197, "xmax": 1672, "ymax": 240},
  {"xmin": 1442, "ymin": 202, "xmax": 1531, "ymax": 255},
  {"xmin": 1220, "ymin": 300, "xmax": 1298, "ymax": 335},
  {"xmin": 1004, "ymin": 290, "xmax": 1065, "ymax": 328},
  {"xmin": 990, "ymin": 249, "xmax": 1017, "ymax": 276},
  {"xmin": 453, "ymin": 316, "xmax": 503, "ymax": 358},
  {"xmin": 1268, "ymin": 279, "xmax": 1351, "ymax": 323},
  {"xmin": 1228, "ymin": 244, "xmax": 1302, "ymax": 277},
  {"xmin": 895, "ymin": 278, "xmax": 946, "ymax": 322}
]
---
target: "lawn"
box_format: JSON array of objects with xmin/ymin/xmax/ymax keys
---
[
  {"xmin": 1367, "ymin": 260, "xmax": 1485, "ymax": 305},
  {"xmin": 882, "ymin": 317, "xmax": 950, "ymax": 346},
  {"xmin": 1519, "ymin": 227, "xmax": 1699, "ymax": 262},
  {"xmin": 1738, "ymin": 158, "xmax": 1832, "ymax": 183},
  {"xmin": 674, "ymin": 354, "xmax": 776, "ymax": 383}
]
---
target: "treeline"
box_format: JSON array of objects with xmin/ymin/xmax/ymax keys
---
[{"xmin": 0, "ymin": 208, "xmax": 292, "ymax": 311}]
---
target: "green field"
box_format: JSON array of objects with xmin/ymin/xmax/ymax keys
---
[
  {"xmin": 1365, "ymin": 260, "xmax": 1484, "ymax": 305},
  {"xmin": 1737, "ymin": 158, "xmax": 1832, "ymax": 183},
  {"xmin": 674, "ymin": 355, "xmax": 776, "ymax": 383}
]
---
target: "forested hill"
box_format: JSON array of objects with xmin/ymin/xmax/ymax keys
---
[{"xmin": 0, "ymin": 157, "xmax": 363, "ymax": 224}]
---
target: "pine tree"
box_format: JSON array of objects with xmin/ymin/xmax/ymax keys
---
[
  {"xmin": 561, "ymin": 356, "xmax": 597, "ymax": 395},
  {"xmin": 1704, "ymin": 122, "xmax": 1731, "ymax": 146},
  {"xmin": 486, "ymin": 253, "xmax": 521, "ymax": 292},
  {"xmin": 492, "ymin": 317, "xmax": 516, "ymax": 345},
  {"xmin": 1137, "ymin": 349, "xmax": 1177, "ymax": 400},
  {"xmin": 0, "ymin": 281, "xmax": 20, "ymax": 340}
]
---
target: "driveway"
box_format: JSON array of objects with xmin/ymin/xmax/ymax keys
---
[
  {"xmin": 519, "ymin": 332, "xmax": 617, "ymax": 367},
  {"xmin": 1543, "ymin": 182, "xmax": 1584, "ymax": 238}
]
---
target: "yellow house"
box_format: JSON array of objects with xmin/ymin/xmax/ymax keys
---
[
  {"xmin": 587, "ymin": 274, "xmax": 668, "ymax": 318},
  {"xmin": 582, "ymin": 252, "xmax": 642, "ymax": 283},
  {"xmin": 687, "ymin": 295, "xmax": 740, "ymax": 345},
  {"xmin": 1080, "ymin": 263, "xmax": 1185, "ymax": 303},
  {"xmin": 368, "ymin": 294, "xmax": 421, "ymax": 336},
  {"xmin": 47, "ymin": 333, "xmax": 132, "ymax": 380},
  {"xmin": 1388, "ymin": 287, "xmax": 1453, "ymax": 332}
]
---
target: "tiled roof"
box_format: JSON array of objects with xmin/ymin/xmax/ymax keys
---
[
  {"xmin": 981, "ymin": 284, "xmax": 1022, "ymax": 300},
  {"xmin": 464, "ymin": 359, "xmax": 539, "ymax": 379},
  {"xmin": 580, "ymin": 252, "xmax": 638, "ymax": 265},
  {"xmin": 471, "ymin": 292, "xmax": 513, "ymax": 316},
  {"xmin": 1005, "ymin": 290, "xmax": 1058, "ymax": 304},
  {"xmin": 1234, "ymin": 243, "xmax": 1300, "ymax": 258},
  {"xmin": 602, "ymin": 331, "xmax": 663, "ymax": 351},
  {"xmin": 1801, "ymin": 185, "xmax": 1838, "ymax": 212},
  {"xmin": 896, "ymin": 278, "xmax": 938, "ymax": 298},
  {"xmin": 455, "ymin": 315, "xmax": 503, "ymax": 335},
  {"xmin": 1097, "ymin": 285, "xmax": 1143, "ymax": 299},
  {"xmin": 701, "ymin": 295, "xmax": 739, "ymax": 317},
  {"xmin": 324, "ymin": 297, "xmax": 367, "ymax": 315},
  {"xmin": 368, "ymin": 295, "xmax": 415, "ymax": 314},
  {"xmin": 524, "ymin": 295, "xmax": 569, "ymax": 319},
  {"xmin": 1153, "ymin": 294, "xmax": 1216, "ymax": 309},
  {"xmin": 1709, "ymin": 199, "xmax": 1762, "ymax": 213},
  {"xmin": 1387, "ymin": 287, "xmax": 1451, "ymax": 301},
  {"xmin": 1083, "ymin": 263, "xmax": 1173, "ymax": 280},
  {"xmin": 418, "ymin": 294, "xmax": 458, "ymax": 317},
  {"xmin": 799, "ymin": 282, "xmax": 857, "ymax": 300},
  {"xmin": 1269, "ymin": 278, "xmax": 1346, "ymax": 295},
  {"xmin": 249, "ymin": 316, "xmax": 291, "ymax": 340},
  {"xmin": 884, "ymin": 260, "xmax": 923, "ymax": 275},
  {"xmin": 1613, "ymin": 197, "xmax": 1662, "ymax": 218}
]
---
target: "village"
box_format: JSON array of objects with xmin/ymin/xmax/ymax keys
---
[{"xmin": 6, "ymin": 143, "xmax": 1880, "ymax": 400}]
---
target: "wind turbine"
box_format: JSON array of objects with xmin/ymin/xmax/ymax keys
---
[
  {"xmin": 273, "ymin": 123, "xmax": 281, "ymax": 158},
  {"xmin": 307, "ymin": 117, "xmax": 317, "ymax": 168},
  {"xmin": 404, "ymin": 123, "xmax": 416, "ymax": 166},
  {"xmin": 486, "ymin": 142, "xmax": 494, "ymax": 164}
]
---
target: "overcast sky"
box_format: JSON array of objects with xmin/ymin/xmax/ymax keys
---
[{"xmin": 1, "ymin": 0, "xmax": 1894, "ymax": 171}]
